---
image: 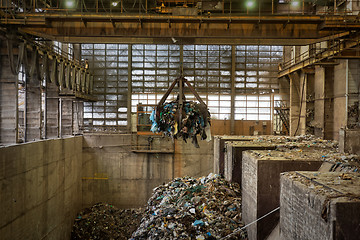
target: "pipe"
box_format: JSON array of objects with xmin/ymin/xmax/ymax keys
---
[{"xmin": 345, "ymin": 60, "xmax": 349, "ymax": 127}]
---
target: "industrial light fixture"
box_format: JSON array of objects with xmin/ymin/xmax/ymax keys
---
[
  {"xmin": 291, "ymin": 0, "xmax": 300, "ymax": 7},
  {"xmin": 112, "ymin": 1, "xmax": 119, "ymax": 7},
  {"xmin": 65, "ymin": 0, "xmax": 75, "ymax": 9},
  {"xmin": 246, "ymin": 0, "xmax": 255, "ymax": 9}
]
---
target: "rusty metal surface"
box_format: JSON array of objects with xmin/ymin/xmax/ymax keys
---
[{"xmin": 1, "ymin": 13, "xmax": 357, "ymax": 44}]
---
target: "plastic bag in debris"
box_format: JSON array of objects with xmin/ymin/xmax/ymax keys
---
[
  {"xmin": 71, "ymin": 203, "xmax": 143, "ymax": 240},
  {"xmin": 131, "ymin": 173, "xmax": 246, "ymax": 240},
  {"xmin": 150, "ymin": 100, "xmax": 211, "ymax": 147}
]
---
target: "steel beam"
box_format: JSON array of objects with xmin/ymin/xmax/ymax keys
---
[{"xmin": 2, "ymin": 13, "xmax": 357, "ymax": 44}]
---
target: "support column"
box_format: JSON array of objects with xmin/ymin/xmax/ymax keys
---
[
  {"xmin": 72, "ymin": 44, "xmax": 84, "ymax": 135},
  {"xmin": 314, "ymin": 66, "xmax": 325, "ymax": 138},
  {"xmin": 72, "ymin": 101, "xmax": 83, "ymax": 135},
  {"xmin": 298, "ymin": 71, "xmax": 307, "ymax": 135},
  {"xmin": 46, "ymin": 82, "xmax": 59, "ymax": 138},
  {"xmin": 305, "ymin": 72, "xmax": 315, "ymax": 135},
  {"xmin": 324, "ymin": 67, "xmax": 334, "ymax": 140},
  {"xmin": 61, "ymin": 98, "xmax": 73, "ymax": 136},
  {"xmin": 314, "ymin": 65, "xmax": 334, "ymax": 139},
  {"xmin": 0, "ymin": 42, "xmax": 18, "ymax": 144},
  {"xmin": 25, "ymin": 76, "xmax": 41, "ymax": 141},
  {"xmin": 289, "ymin": 72, "xmax": 300, "ymax": 136}
]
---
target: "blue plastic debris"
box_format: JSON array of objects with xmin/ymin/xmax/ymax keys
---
[{"xmin": 192, "ymin": 220, "xmax": 205, "ymax": 227}]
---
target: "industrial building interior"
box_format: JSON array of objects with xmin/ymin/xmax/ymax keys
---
[{"xmin": 1, "ymin": 0, "xmax": 360, "ymax": 239}]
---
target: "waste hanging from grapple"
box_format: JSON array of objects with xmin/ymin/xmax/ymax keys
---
[{"xmin": 150, "ymin": 100, "xmax": 211, "ymax": 147}]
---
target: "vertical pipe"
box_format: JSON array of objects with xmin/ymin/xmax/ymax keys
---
[
  {"xmin": 44, "ymin": 79, "xmax": 47, "ymax": 138},
  {"xmin": 24, "ymin": 75, "xmax": 28, "ymax": 142},
  {"xmin": 127, "ymin": 44, "xmax": 132, "ymax": 133},
  {"xmin": 121, "ymin": 0, "xmax": 123, "ymax": 13},
  {"xmin": 230, "ymin": 46, "xmax": 236, "ymax": 135},
  {"xmin": 15, "ymin": 65, "xmax": 20, "ymax": 143},
  {"xmin": 59, "ymin": 97, "xmax": 62, "ymax": 138},
  {"xmin": 270, "ymin": 93, "xmax": 274, "ymax": 134},
  {"xmin": 345, "ymin": 60, "xmax": 349, "ymax": 127},
  {"xmin": 272, "ymin": 0, "xmax": 274, "ymax": 14}
]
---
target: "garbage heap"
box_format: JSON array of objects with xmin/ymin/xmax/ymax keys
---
[
  {"xmin": 131, "ymin": 173, "xmax": 246, "ymax": 240},
  {"xmin": 150, "ymin": 100, "xmax": 211, "ymax": 147},
  {"xmin": 71, "ymin": 203, "xmax": 143, "ymax": 240}
]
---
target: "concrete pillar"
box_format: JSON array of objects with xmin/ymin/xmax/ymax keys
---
[
  {"xmin": 314, "ymin": 66, "xmax": 325, "ymax": 138},
  {"xmin": 311, "ymin": 65, "xmax": 335, "ymax": 139},
  {"xmin": 46, "ymin": 82, "xmax": 59, "ymax": 138},
  {"xmin": 305, "ymin": 72, "xmax": 315, "ymax": 135},
  {"xmin": 61, "ymin": 99, "xmax": 73, "ymax": 136},
  {"xmin": 25, "ymin": 76, "xmax": 41, "ymax": 141},
  {"xmin": 324, "ymin": 67, "xmax": 334, "ymax": 140},
  {"xmin": 333, "ymin": 60, "xmax": 347, "ymax": 140},
  {"xmin": 298, "ymin": 72, "xmax": 307, "ymax": 135},
  {"xmin": 73, "ymin": 101, "xmax": 83, "ymax": 135},
  {"xmin": 0, "ymin": 43, "xmax": 18, "ymax": 144},
  {"xmin": 347, "ymin": 59, "xmax": 360, "ymax": 129},
  {"xmin": 289, "ymin": 72, "xmax": 300, "ymax": 136}
]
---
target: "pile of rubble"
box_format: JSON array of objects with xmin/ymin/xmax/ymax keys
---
[
  {"xmin": 150, "ymin": 100, "xmax": 211, "ymax": 147},
  {"xmin": 131, "ymin": 173, "xmax": 246, "ymax": 240},
  {"xmin": 71, "ymin": 203, "xmax": 143, "ymax": 240}
]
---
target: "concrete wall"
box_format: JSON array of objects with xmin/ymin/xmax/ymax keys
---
[
  {"xmin": 280, "ymin": 172, "xmax": 360, "ymax": 240},
  {"xmin": 0, "ymin": 137, "xmax": 83, "ymax": 240},
  {"xmin": 174, "ymin": 137, "xmax": 213, "ymax": 178},
  {"xmin": 211, "ymin": 120, "xmax": 272, "ymax": 136},
  {"xmin": 82, "ymin": 134, "xmax": 213, "ymax": 209}
]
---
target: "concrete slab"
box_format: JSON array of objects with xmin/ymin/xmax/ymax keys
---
[
  {"xmin": 280, "ymin": 171, "xmax": 360, "ymax": 240},
  {"xmin": 339, "ymin": 128, "xmax": 360, "ymax": 155},
  {"xmin": 224, "ymin": 141, "xmax": 276, "ymax": 185},
  {"xmin": 213, "ymin": 135, "xmax": 253, "ymax": 175},
  {"xmin": 242, "ymin": 150, "xmax": 323, "ymax": 240}
]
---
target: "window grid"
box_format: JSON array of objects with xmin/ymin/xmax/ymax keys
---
[
  {"xmin": 82, "ymin": 44, "xmax": 129, "ymax": 132},
  {"xmin": 82, "ymin": 44, "xmax": 284, "ymax": 131}
]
